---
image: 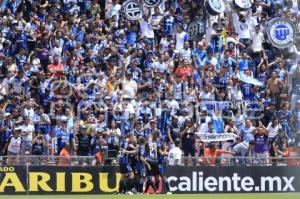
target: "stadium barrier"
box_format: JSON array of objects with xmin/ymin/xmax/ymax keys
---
[{"xmin": 0, "ymin": 157, "xmax": 299, "ymax": 194}]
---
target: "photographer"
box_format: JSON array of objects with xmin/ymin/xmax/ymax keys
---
[
  {"xmin": 76, "ymin": 125, "xmax": 92, "ymax": 157},
  {"xmin": 32, "ymin": 131, "xmax": 46, "ymax": 155},
  {"xmin": 31, "ymin": 131, "xmax": 46, "ymax": 165},
  {"xmin": 180, "ymin": 118, "xmax": 196, "ymax": 164},
  {"xmin": 34, "ymin": 106, "xmax": 50, "ymax": 154}
]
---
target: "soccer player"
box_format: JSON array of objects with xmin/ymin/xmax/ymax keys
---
[
  {"xmin": 118, "ymin": 134, "xmax": 136, "ymax": 194},
  {"xmin": 135, "ymin": 137, "xmax": 147, "ymax": 193},
  {"xmin": 144, "ymin": 134, "xmax": 159, "ymax": 193},
  {"xmin": 157, "ymin": 141, "xmax": 172, "ymax": 194}
]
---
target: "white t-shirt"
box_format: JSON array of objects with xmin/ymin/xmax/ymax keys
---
[
  {"xmin": 140, "ymin": 19, "xmax": 155, "ymax": 39},
  {"xmin": 199, "ymin": 91, "xmax": 215, "ymax": 101},
  {"xmin": 168, "ymin": 147, "xmax": 183, "ymax": 165},
  {"xmin": 107, "ymin": 3, "xmax": 121, "ymax": 20},
  {"xmin": 165, "ymin": 99, "xmax": 179, "ymax": 116},
  {"xmin": 149, "ymin": 15, "xmax": 163, "ymax": 30},
  {"xmin": 152, "ymin": 61, "xmax": 167, "ymax": 73},
  {"xmin": 251, "ymin": 32, "xmax": 264, "ymax": 52},
  {"xmin": 267, "ymin": 123, "xmax": 282, "ymax": 138},
  {"xmin": 232, "ymin": 13, "xmax": 257, "ymax": 39},
  {"xmin": 21, "ymin": 124, "xmax": 35, "ymax": 142},
  {"xmin": 175, "ymin": 31, "xmax": 188, "ymax": 50},
  {"xmin": 8, "ymin": 137, "xmax": 22, "ymax": 154},
  {"xmin": 179, "ymin": 48, "xmax": 192, "ymax": 61},
  {"xmin": 122, "ymin": 79, "xmax": 137, "ymax": 99},
  {"xmin": 160, "ymin": 38, "xmax": 172, "ymax": 54},
  {"xmin": 24, "ymin": 108, "xmax": 35, "ymax": 123}
]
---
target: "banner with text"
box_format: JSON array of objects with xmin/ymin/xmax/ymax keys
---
[
  {"xmin": 166, "ymin": 166, "xmax": 300, "ymax": 193},
  {"xmin": 195, "ymin": 133, "xmax": 238, "ymax": 142},
  {"xmin": 237, "ymin": 72, "xmax": 264, "ymax": 87},
  {"xmin": 0, "ymin": 166, "xmax": 299, "ymax": 194}
]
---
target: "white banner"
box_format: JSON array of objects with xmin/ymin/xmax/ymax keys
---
[
  {"xmin": 237, "ymin": 72, "xmax": 264, "ymax": 87},
  {"xmin": 195, "ymin": 133, "xmax": 237, "ymax": 142}
]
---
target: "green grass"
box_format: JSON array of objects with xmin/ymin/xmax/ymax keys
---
[{"xmin": 1, "ymin": 193, "xmax": 300, "ymax": 199}]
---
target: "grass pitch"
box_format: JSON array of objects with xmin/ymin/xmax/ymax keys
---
[{"xmin": 1, "ymin": 193, "xmax": 300, "ymax": 199}]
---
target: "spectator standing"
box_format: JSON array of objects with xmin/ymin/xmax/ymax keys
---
[
  {"xmin": 240, "ymin": 118, "xmax": 255, "ymax": 142},
  {"xmin": 253, "ymin": 123, "xmax": 269, "ymax": 165},
  {"xmin": 168, "ymin": 139, "xmax": 183, "ymax": 166},
  {"xmin": 20, "ymin": 117, "xmax": 34, "ymax": 155},
  {"xmin": 270, "ymin": 129, "xmax": 289, "ymax": 165}
]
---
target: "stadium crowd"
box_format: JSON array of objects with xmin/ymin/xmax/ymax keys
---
[{"xmin": 0, "ymin": 0, "xmax": 300, "ymax": 172}]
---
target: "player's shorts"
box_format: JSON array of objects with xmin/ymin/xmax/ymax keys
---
[
  {"xmin": 120, "ymin": 164, "xmax": 133, "ymax": 174},
  {"xmin": 146, "ymin": 161, "xmax": 159, "ymax": 176},
  {"xmin": 135, "ymin": 163, "xmax": 146, "ymax": 177},
  {"xmin": 158, "ymin": 163, "xmax": 166, "ymax": 176}
]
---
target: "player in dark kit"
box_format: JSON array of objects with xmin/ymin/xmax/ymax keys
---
[
  {"xmin": 158, "ymin": 142, "xmax": 172, "ymax": 194},
  {"xmin": 118, "ymin": 134, "xmax": 137, "ymax": 194},
  {"xmin": 153, "ymin": 131, "xmax": 172, "ymax": 194},
  {"xmin": 135, "ymin": 137, "xmax": 147, "ymax": 193},
  {"xmin": 144, "ymin": 134, "xmax": 159, "ymax": 193}
]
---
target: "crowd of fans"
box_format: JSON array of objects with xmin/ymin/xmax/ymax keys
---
[{"xmin": 0, "ymin": 0, "xmax": 300, "ymax": 166}]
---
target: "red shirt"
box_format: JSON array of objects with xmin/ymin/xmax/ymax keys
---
[
  {"xmin": 48, "ymin": 63, "xmax": 64, "ymax": 78},
  {"xmin": 175, "ymin": 65, "xmax": 193, "ymax": 80}
]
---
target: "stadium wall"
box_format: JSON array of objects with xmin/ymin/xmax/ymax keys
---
[{"xmin": 0, "ymin": 166, "xmax": 299, "ymax": 194}]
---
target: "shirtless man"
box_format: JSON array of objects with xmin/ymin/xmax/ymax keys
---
[{"xmin": 267, "ymin": 72, "xmax": 285, "ymax": 97}]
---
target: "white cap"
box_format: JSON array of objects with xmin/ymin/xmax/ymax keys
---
[
  {"xmin": 104, "ymin": 96, "xmax": 111, "ymax": 100},
  {"xmin": 5, "ymin": 112, "xmax": 11, "ymax": 117},
  {"xmin": 14, "ymin": 126, "xmax": 22, "ymax": 131},
  {"xmin": 240, "ymin": 11, "xmax": 247, "ymax": 17}
]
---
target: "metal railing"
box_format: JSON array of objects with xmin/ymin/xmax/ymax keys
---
[
  {"xmin": 1, "ymin": 155, "xmax": 300, "ymax": 166},
  {"xmin": 181, "ymin": 156, "xmax": 300, "ymax": 167}
]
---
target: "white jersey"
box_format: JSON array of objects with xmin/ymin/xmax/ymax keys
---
[
  {"xmin": 8, "ymin": 137, "xmax": 22, "ymax": 154},
  {"xmin": 175, "ymin": 31, "xmax": 188, "ymax": 50},
  {"xmin": 168, "ymin": 147, "xmax": 183, "ymax": 165},
  {"xmin": 21, "ymin": 124, "xmax": 35, "ymax": 142}
]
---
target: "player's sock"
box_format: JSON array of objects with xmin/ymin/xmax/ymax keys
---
[
  {"xmin": 138, "ymin": 178, "xmax": 144, "ymax": 193},
  {"xmin": 164, "ymin": 180, "xmax": 170, "ymax": 192},
  {"xmin": 127, "ymin": 178, "xmax": 134, "ymax": 191},
  {"xmin": 155, "ymin": 180, "xmax": 160, "ymax": 191},
  {"xmin": 119, "ymin": 180, "xmax": 126, "ymax": 194},
  {"xmin": 134, "ymin": 180, "xmax": 139, "ymax": 191},
  {"xmin": 151, "ymin": 180, "xmax": 157, "ymax": 192},
  {"xmin": 144, "ymin": 181, "xmax": 150, "ymax": 193},
  {"xmin": 145, "ymin": 177, "xmax": 156, "ymax": 193}
]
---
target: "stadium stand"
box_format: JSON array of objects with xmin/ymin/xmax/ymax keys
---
[{"xmin": 0, "ymin": 0, "xmax": 300, "ymax": 194}]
